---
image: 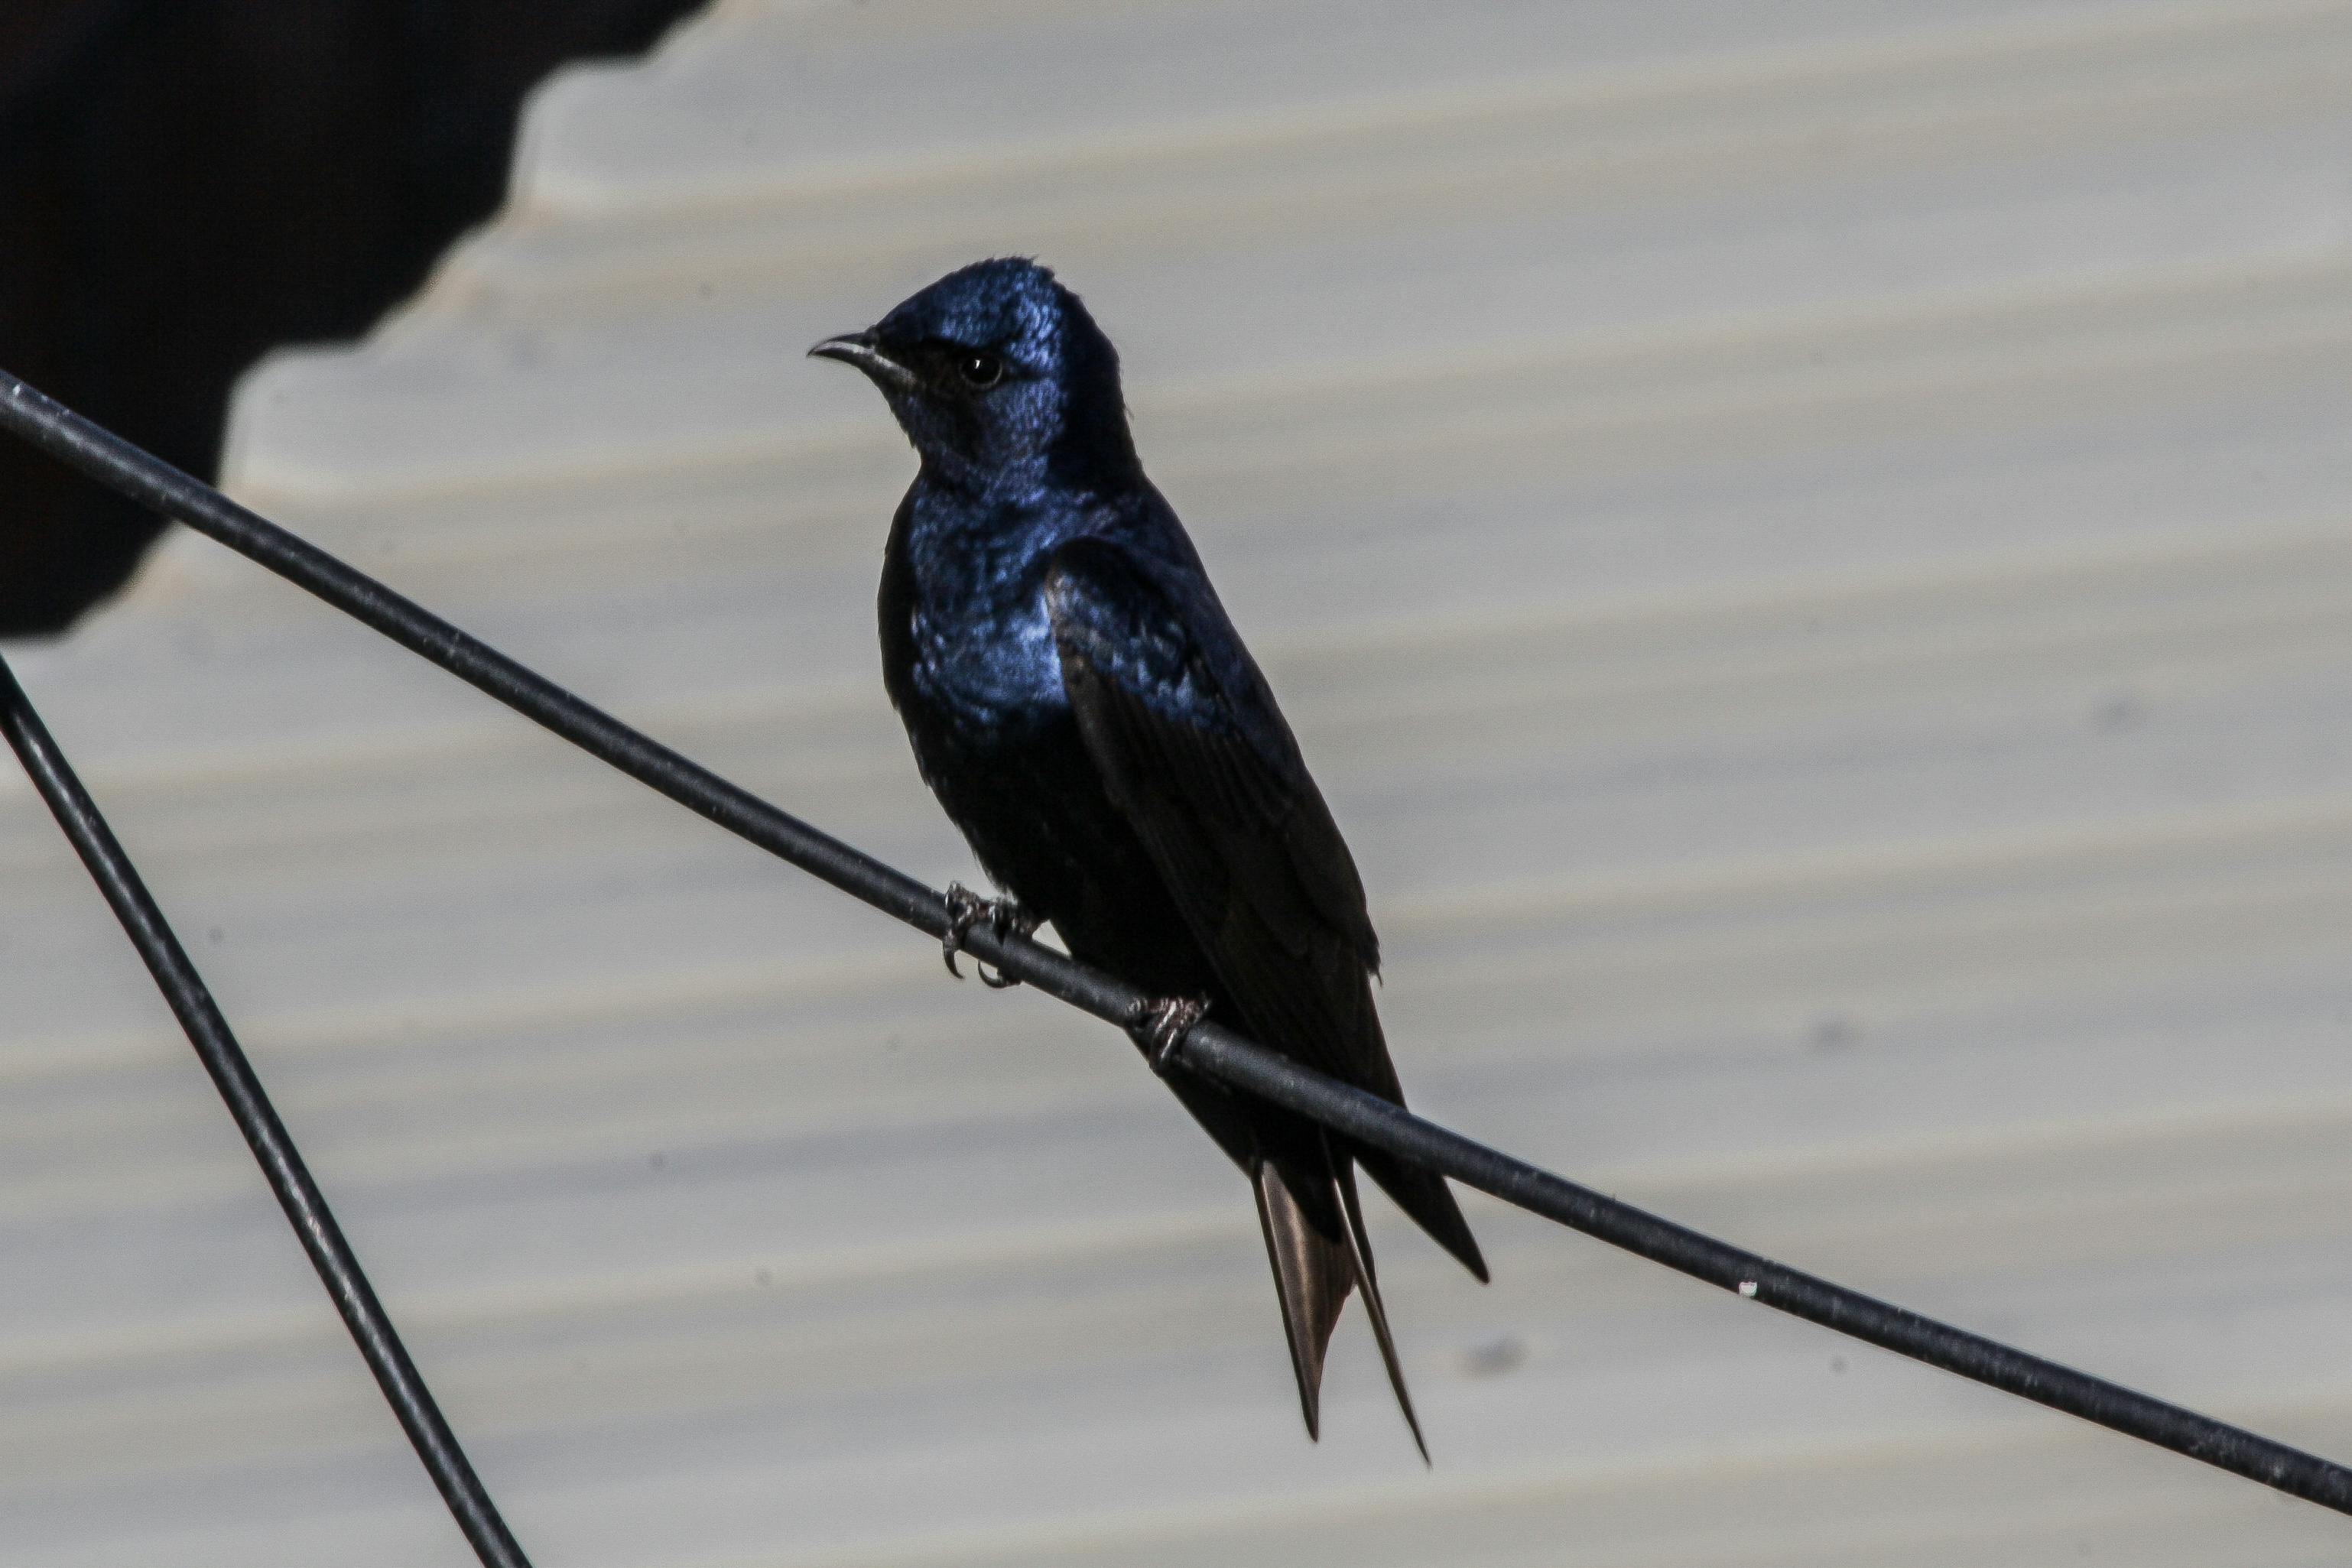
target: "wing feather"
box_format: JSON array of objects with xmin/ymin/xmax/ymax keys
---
[
  {"xmin": 1046, "ymin": 534, "xmax": 1488, "ymax": 1282},
  {"xmin": 1046, "ymin": 536, "xmax": 1376, "ymax": 1083}
]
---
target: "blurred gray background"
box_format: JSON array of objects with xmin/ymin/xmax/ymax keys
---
[{"xmin": 6, "ymin": 0, "xmax": 2352, "ymax": 1562}]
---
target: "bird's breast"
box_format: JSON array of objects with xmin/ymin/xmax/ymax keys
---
[{"xmin": 904, "ymin": 585, "xmax": 1068, "ymax": 735}]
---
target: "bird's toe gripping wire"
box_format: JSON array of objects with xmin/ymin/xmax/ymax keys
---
[
  {"xmin": 940, "ymin": 882, "xmax": 1039, "ymax": 987},
  {"xmin": 1126, "ymin": 995, "xmax": 1210, "ymax": 1076}
]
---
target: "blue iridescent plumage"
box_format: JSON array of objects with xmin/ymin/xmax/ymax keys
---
[{"xmin": 814, "ymin": 258, "xmax": 1485, "ymax": 1454}]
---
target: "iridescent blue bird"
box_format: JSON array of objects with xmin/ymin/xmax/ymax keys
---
[{"xmin": 812, "ymin": 258, "xmax": 1486, "ymax": 1455}]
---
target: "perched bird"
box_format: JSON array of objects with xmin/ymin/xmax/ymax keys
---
[{"xmin": 813, "ymin": 258, "xmax": 1486, "ymax": 1455}]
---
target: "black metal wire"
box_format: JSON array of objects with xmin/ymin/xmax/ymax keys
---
[
  {"xmin": 6, "ymin": 366, "xmax": 2352, "ymax": 1518},
  {"xmin": 0, "ymin": 652, "xmax": 533, "ymax": 1568}
]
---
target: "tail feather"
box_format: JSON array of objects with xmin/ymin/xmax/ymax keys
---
[
  {"xmin": 1252, "ymin": 1148, "xmax": 1432, "ymax": 1459},
  {"xmin": 1337, "ymin": 1159, "xmax": 1428, "ymax": 1463},
  {"xmin": 1252, "ymin": 1159, "xmax": 1352, "ymax": 1440}
]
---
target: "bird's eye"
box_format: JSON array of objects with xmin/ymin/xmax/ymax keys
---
[{"xmin": 957, "ymin": 351, "xmax": 1004, "ymax": 389}]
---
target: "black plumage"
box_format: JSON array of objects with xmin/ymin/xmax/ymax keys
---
[{"xmin": 814, "ymin": 258, "xmax": 1485, "ymax": 1453}]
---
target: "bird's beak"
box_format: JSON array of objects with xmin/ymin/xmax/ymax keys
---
[{"xmin": 808, "ymin": 330, "xmax": 914, "ymax": 389}]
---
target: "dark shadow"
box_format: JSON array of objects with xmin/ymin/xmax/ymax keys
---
[{"xmin": 0, "ymin": 0, "xmax": 710, "ymax": 637}]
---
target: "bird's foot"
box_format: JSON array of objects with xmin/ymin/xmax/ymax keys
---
[
  {"xmin": 940, "ymin": 883, "xmax": 1038, "ymax": 987},
  {"xmin": 1127, "ymin": 995, "xmax": 1210, "ymax": 1076}
]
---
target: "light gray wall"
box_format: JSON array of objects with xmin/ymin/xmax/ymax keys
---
[{"xmin": 5, "ymin": 2, "xmax": 2352, "ymax": 1561}]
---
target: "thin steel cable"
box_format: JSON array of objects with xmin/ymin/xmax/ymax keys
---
[
  {"xmin": 5, "ymin": 367, "xmax": 2351, "ymax": 1516},
  {"xmin": 0, "ymin": 652, "xmax": 533, "ymax": 1568}
]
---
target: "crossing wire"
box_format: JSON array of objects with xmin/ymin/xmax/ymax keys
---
[{"xmin": 0, "ymin": 651, "xmax": 533, "ymax": 1568}]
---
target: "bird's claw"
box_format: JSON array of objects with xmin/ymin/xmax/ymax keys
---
[
  {"xmin": 940, "ymin": 885, "xmax": 986, "ymax": 979},
  {"xmin": 940, "ymin": 883, "xmax": 1038, "ymax": 987},
  {"xmin": 1128, "ymin": 995, "xmax": 1210, "ymax": 1076}
]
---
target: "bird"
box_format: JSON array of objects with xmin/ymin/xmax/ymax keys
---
[{"xmin": 811, "ymin": 257, "xmax": 1486, "ymax": 1456}]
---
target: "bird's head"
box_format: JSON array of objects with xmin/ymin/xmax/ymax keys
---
[{"xmin": 811, "ymin": 258, "xmax": 1138, "ymax": 493}]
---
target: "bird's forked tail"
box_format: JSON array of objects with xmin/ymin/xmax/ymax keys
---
[{"xmin": 1252, "ymin": 1144, "xmax": 1428, "ymax": 1462}]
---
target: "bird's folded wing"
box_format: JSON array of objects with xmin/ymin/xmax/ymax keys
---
[{"xmin": 1044, "ymin": 534, "xmax": 1398, "ymax": 1098}]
